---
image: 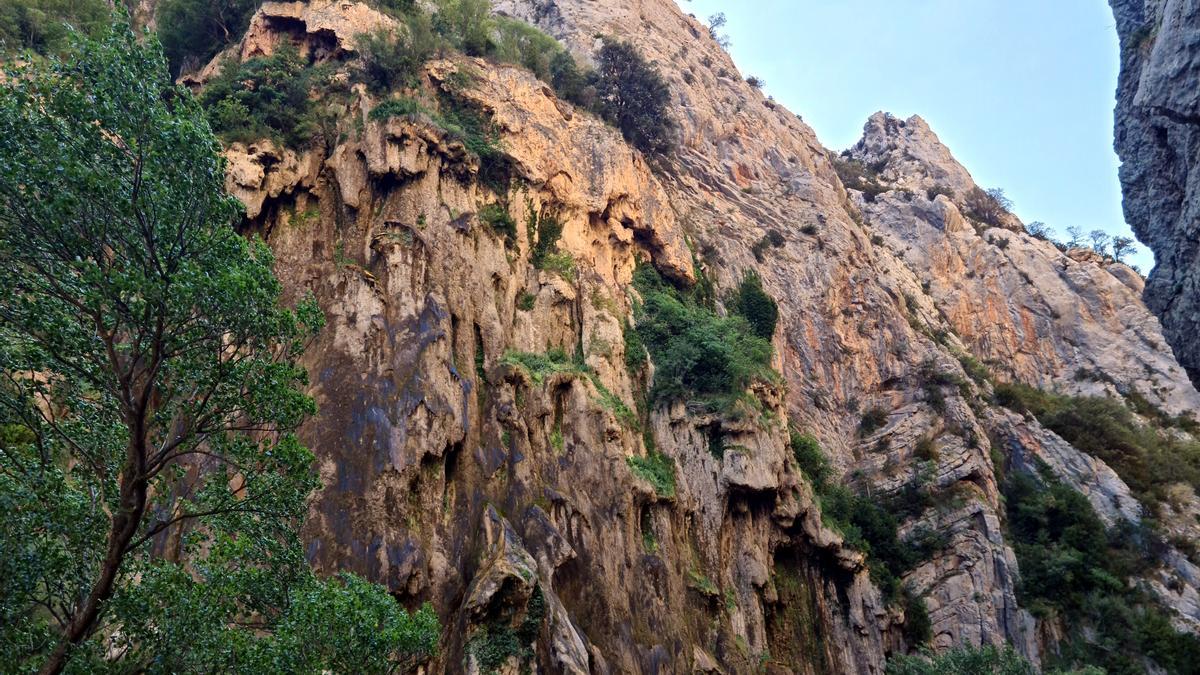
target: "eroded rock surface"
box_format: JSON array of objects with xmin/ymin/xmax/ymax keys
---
[
  {"xmin": 203, "ymin": 0, "xmax": 1200, "ymax": 670},
  {"xmin": 1111, "ymin": 0, "xmax": 1200, "ymax": 387}
]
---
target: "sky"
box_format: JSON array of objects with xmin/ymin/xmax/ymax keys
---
[{"xmin": 673, "ymin": 0, "xmax": 1152, "ymax": 271}]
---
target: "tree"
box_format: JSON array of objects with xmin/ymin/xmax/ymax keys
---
[
  {"xmin": 0, "ymin": 0, "xmax": 110, "ymax": 55},
  {"xmin": 157, "ymin": 0, "xmax": 260, "ymax": 76},
  {"xmin": 1088, "ymin": 229, "xmax": 1111, "ymax": 256},
  {"xmin": 986, "ymin": 187, "xmax": 1014, "ymax": 212},
  {"xmin": 707, "ymin": 12, "xmax": 730, "ymax": 47},
  {"xmin": 592, "ymin": 39, "xmax": 676, "ymax": 156},
  {"xmin": 1066, "ymin": 225, "xmax": 1085, "ymax": 248},
  {"xmin": 730, "ymin": 271, "xmax": 779, "ymax": 340},
  {"xmin": 1025, "ymin": 221, "xmax": 1051, "ymax": 240},
  {"xmin": 0, "ymin": 21, "xmax": 438, "ymax": 674},
  {"xmin": 1111, "ymin": 235, "xmax": 1136, "ymax": 263}
]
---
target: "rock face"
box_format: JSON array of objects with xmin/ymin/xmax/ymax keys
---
[
  {"xmin": 205, "ymin": 0, "xmax": 1200, "ymax": 671},
  {"xmin": 1111, "ymin": 0, "xmax": 1200, "ymax": 387}
]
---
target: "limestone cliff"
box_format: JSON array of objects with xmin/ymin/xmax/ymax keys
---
[
  {"xmin": 1111, "ymin": 0, "xmax": 1200, "ymax": 388},
  {"xmin": 202, "ymin": 0, "xmax": 1200, "ymax": 671}
]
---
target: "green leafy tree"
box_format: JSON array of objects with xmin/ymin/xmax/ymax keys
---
[
  {"xmin": 157, "ymin": 0, "xmax": 260, "ymax": 76},
  {"xmin": 592, "ymin": 39, "xmax": 676, "ymax": 156},
  {"xmin": 0, "ymin": 21, "xmax": 437, "ymax": 674},
  {"xmin": 0, "ymin": 0, "xmax": 110, "ymax": 55},
  {"xmin": 730, "ymin": 271, "xmax": 779, "ymax": 340}
]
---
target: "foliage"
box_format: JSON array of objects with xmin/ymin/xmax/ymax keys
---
[
  {"xmin": 478, "ymin": 203, "xmax": 517, "ymax": 244},
  {"xmin": 0, "ymin": 0, "xmax": 110, "ymax": 55},
  {"xmin": 993, "ymin": 381, "xmax": 1200, "ymax": 506},
  {"xmin": 499, "ymin": 348, "xmax": 585, "ymax": 385},
  {"xmin": 886, "ymin": 644, "xmax": 1037, "ymax": 675},
  {"xmin": 157, "ymin": 0, "xmax": 259, "ymax": 76},
  {"xmin": 200, "ymin": 43, "xmax": 326, "ymax": 146},
  {"xmin": 729, "ymin": 271, "xmax": 779, "ymax": 340},
  {"xmin": 433, "ymin": 0, "xmax": 493, "ymax": 56},
  {"xmin": 529, "ymin": 210, "xmax": 564, "ymax": 268},
  {"xmin": 797, "ymin": 435, "xmax": 931, "ymax": 612},
  {"xmin": 631, "ymin": 264, "xmax": 774, "ymax": 409},
  {"xmin": 356, "ymin": 14, "xmax": 439, "ymax": 93},
  {"xmin": 538, "ymin": 251, "xmax": 576, "ymax": 282},
  {"xmin": 370, "ymin": 96, "xmax": 430, "ymax": 121},
  {"xmin": 627, "ymin": 451, "xmax": 677, "ymax": 499},
  {"xmin": 0, "ymin": 23, "xmax": 437, "ymax": 673},
  {"xmin": 832, "ymin": 155, "xmax": 888, "ymax": 202},
  {"xmin": 1003, "ymin": 468, "xmax": 1200, "ymax": 674},
  {"xmin": 859, "ymin": 406, "xmax": 889, "ymax": 436},
  {"xmin": 751, "ymin": 229, "xmax": 785, "ymax": 262},
  {"xmin": 962, "ymin": 186, "xmax": 1010, "ymax": 228},
  {"xmin": 491, "ymin": 15, "xmax": 564, "ymax": 83},
  {"xmin": 790, "ymin": 430, "xmax": 831, "ymax": 490},
  {"xmin": 591, "ymin": 39, "xmax": 676, "ymax": 155}
]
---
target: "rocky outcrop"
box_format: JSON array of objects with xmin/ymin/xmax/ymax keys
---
[
  {"xmin": 205, "ymin": 0, "xmax": 1200, "ymax": 670},
  {"xmin": 1111, "ymin": 0, "xmax": 1200, "ymax": 387}
]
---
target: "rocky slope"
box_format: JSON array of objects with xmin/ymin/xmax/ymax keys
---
[
  {"xmin": 201, "ymin": 0, "xmax": 1200, "ymax": 671},
  {"xmin": 1111, "ymin": 0, "xmax": 1200, "ymax": 388}
]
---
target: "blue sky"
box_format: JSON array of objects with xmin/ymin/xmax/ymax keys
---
[{"xmin": 674, "ymin": 0, "xmax": 1152, "ymax": 271}]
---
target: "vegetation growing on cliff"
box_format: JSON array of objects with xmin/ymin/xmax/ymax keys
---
[
  {"xmin": 886, "ymin": 644, "xmax": 1039, "ymax": 675},
  {"xmin": 631, "ymin": 264, "xmax": 775, "ymax": 411},
  {"xmin": 789, "ymin": 431, "xmax": 934, "ymax": 645},
  {"xmin": 0, "ymin": 0, "xmax": 110, "ymax": 55},
  {"xmin": 1002, "ymin": 466, "xmax": 1200, "ymax": 673},
  {"xmin": 201, "ymin": 42, "xmax": 328, "ymax": 146},
  {"xmin": 994, "ymin": 381, "xmax": 1200, "ymax": 508},
  {"xmin": 0, "ymin": 23, "xmax": 437, "ymax": 673}
]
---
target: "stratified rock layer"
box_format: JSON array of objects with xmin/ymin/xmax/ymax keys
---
[{"xmin": 206, "ymin": 0, "xmax": 1200, "ymax": 670}]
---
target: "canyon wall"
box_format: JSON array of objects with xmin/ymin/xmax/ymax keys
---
[{"xmin": 206, "ymin": 0, "xmax": 1200, "ymax": 671}]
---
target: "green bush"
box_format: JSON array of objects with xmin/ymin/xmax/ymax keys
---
[
  {"xmin": 200, "ymin": 43, "xmax": 325, "ymax": 146},
  {"xmin": 859, "ymin": 406, "xmax": 889, "ymax": 436},
  {"xmin": 994, "ymin": 381, "xmax": 1200, "ymax": 507},
  {"xmin": 529, "ymin": 211, "xmax": 563, "ymax": 267},
  {"xmin": 627, "ymin": 452, "xmax": 676, "ymax": 499},
  {"xmin": 492, "ymin": 15, "xmax": 563, "ymax": 82},
  {"xmin": 356, "ymin": 13, "xmax": 439, "ymax": 93},
  {"xmin": 632, "ymin": 264, "xmax": 773, "ymax": 409},
  {"xmin": 591, "ymin": 40, "xmax": 676, "ymax": 155},
  {"xmin": 433, "ymin": 0, "xmax": 492, "ymax": 56},
  {"xmin": 790, "ymin": 430, "xmax": 831, "ymax": 490},
  {"xmin": 369, "ymin": 96, "xmax": 429, "ymax": 121},
  {"xmin": 0, "ymin": 0, "xmax": 110, "ymax": 55},
  {"xmin": 157, "ymin": 0, "xmax": 258, "ymax": 76},
  {"xmin": 499, "ymin": 348, "xmax": 585, "ymax": 384},
  {"xmin": 790, "ymin": 433, "xmax": 939, "ymax": 633},
  {"xmin": 832, "ymin": 155, "xmax": 888, "ymax": 202},
  {"xmin": 1003, "ymin": 467, "xmax": 1200, "ymax": 673},
  {"xmin": 730, "ymin": 271, "xmax": 779, "ymax": 340},
  {"xmin": 886, "ymin": 644, "xmax": 1037, "ymax": 675},
  {"xmin": 478, "ymin": 203, "xmax": 517, "ymax": 244}
]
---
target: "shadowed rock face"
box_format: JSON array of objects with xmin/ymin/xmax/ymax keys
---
[
  {"xmin": 203, "ymin": 0, "xmax": 1200, "ymax": 670},
  {"xmin": 1111, "ymin": 0, "xmax": 1200, "ymax": 387}
]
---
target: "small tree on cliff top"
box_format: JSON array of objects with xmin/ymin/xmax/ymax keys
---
[{"xmin": 0, "ymin": 20, "xmax": 436, "ymax": 674}]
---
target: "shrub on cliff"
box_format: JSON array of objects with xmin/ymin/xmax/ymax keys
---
[
  {"xmin": 357, "ymin": 12, "xmax": 440, "ymax": 93},
  {"xmin": 1002, "ymin": 468, "xmax": 1200, "ymax": 673},
  {"xmin": 632, "ymin": 264, "xmax": 772, "ymax": 408},
  {"xmin": 886, "ymin": 645, "xmax": 1037, "ymax": 675},
  {"xmin": 730, "ymin": 271, "xmax": 779, "ymax": 340},
  {"xmin": 0, "ymin": 22, "xmax": 438, "ymax": 672},
  {"xmin": 993, "ymin": 381, "xmax": 1200, "ymax": 507},
  {"xmin": 201, "ymin": 42, "xmax": 326, "ymax": 146},
  {"xmin": 592, "ymin": 40, "xmax": 676, "ymax": 156}
]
